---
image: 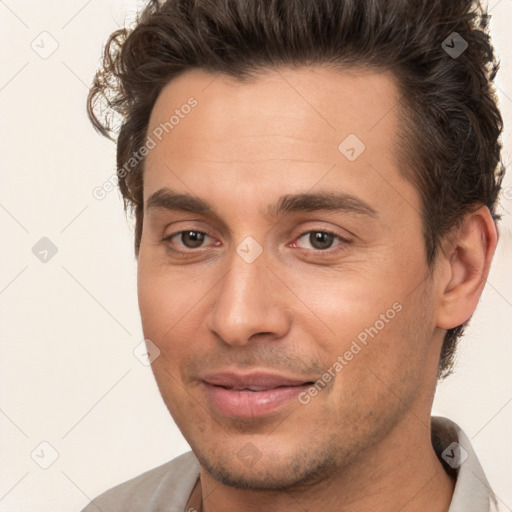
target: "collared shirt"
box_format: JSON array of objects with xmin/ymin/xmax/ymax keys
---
[
  {"xmin": 430, "ymin": 417, "xmax": 502, "ymax": 511},
  {"xmin": 81, "ymin": 416, "xmax": 502, "ymax": 512}
]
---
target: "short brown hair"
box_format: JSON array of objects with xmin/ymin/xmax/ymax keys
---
[{"xmin": 87, "ymin": 0, "xmax": 505, "ymax": 379}]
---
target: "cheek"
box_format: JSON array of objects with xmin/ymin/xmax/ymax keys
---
[
  {"xmin": 295, "ymin": 273, "xmax": 424, "ymax": 391},
  {"xmin": 337, "ymin": 296, "xmax": 431, "ymax": 394},
  {"xmin": 137, "ymin": 264, "xmax": 186, "ymax": 358},
  {"xmin": 137, "ymin": 261, "xmax": 211, "ymax": 375},
  {"xmin": 289, "ymin": 270, "xmax": 398, "ymax": 347},
  {"xmin": 138, "ymin": 253, "xmax": 192, "ymax": 325},
  {"xmin": 316, "ymin": 310, "xmax": 427, "ymax": 437},
  {"xmin": 137, "ymin": 272, "xmax": 168, "ymax": 336}
]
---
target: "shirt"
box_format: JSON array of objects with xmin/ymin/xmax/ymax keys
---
[{"xmin": 80, "ymin": 416, "xmax": 501, "ymax": 512}]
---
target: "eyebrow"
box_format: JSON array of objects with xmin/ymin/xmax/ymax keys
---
[{"xmin": 146, "ymin": 187, "xmax": 378, "ymax": 219}]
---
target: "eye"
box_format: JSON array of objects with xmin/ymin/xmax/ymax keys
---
[
  {"xmin": 292, "ymin": 230, "xmax": 346, "ymax": 251},
  {"xmin": 163, "ymin": 230, "xmax": 217, "ymax": 250}
]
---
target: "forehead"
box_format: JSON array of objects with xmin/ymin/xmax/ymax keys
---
[
  {"xmin": 143, "ymin": 65, "xmax": 418, "ymax": 222},
  {"xmin": 146, "ymin": 66, "xmax": 401, "ymax": 160}
]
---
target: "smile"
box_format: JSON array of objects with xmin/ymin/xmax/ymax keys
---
[{"xmin": 201, "ymin": 371, "xmax": 315, "ymax": 418}]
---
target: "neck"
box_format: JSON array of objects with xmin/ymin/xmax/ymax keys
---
[{"xmin": 198, "ymin": 413, "xmax": 455, "ymax": 512}]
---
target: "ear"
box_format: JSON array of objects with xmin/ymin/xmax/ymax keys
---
[{"xmin": 435, "ymin": 205, "xmax": 498, "ymax": 330}]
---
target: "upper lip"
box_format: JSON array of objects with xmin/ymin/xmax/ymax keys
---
[{"xmin": 201, "ymin": 371, "xmax": 315, "ymax": 390}]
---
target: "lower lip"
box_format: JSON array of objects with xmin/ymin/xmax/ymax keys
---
[{"xmin": 203, "ymin": 382, "xmax": 311, "ymax": 418}]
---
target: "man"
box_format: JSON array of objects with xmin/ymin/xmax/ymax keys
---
[{"xmin": 83, "ymin": 0, "xmax": 506, "ymax": 510}]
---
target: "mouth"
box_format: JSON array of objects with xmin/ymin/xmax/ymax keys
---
[{"xmin": 201, "ymin": 371, "xmax": 315, "ymax": 418}]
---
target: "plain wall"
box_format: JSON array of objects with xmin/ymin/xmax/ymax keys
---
[{"xmin": 0, "ymin": 0, "xmax": 511, "ymax": 510}]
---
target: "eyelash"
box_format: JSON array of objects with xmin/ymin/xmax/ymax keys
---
[{"xmin": 161, "ymin": 229, "xmax": 349, "ymax": 255}]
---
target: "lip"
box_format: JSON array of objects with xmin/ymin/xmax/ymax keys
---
[{"xmin": 201, "ymin": 371, "xmax": 315, "ymax": 418}]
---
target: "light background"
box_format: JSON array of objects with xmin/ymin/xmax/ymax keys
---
[{"xmin": 0, "ymin": 0, "xmax": 511, "ymax": 511}]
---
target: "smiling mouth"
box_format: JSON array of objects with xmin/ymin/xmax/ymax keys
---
[
  {"xmin": 214, "ymin": 383, "xmax": 314, "ymax": 391},
  {"xmin": 201, "ymin": 372, "xmax": 316, "ymax": 418}
]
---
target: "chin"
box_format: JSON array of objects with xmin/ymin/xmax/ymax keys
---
[{"xmin": 193, "ymin": 442, "xmax": 340, "ymax": 491}]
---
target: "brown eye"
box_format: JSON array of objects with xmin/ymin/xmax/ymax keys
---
[
  {"xmin": 162, "ymin": 229, "xmax": 221, "ymax": 255},
  {"xmin": 309, "ymin": 232, "xmax": 335, "ymax": 250},
  {"xmin": 180, "ymin": 231, "xmax": 206, "ymax": 248},
  {"xmin": 295, "ymin": 231, "xmax": 343, "ymax": 251}
]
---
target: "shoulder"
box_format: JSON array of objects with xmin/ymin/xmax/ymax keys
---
[{"xmin": 80, "ymin": 451, "xmax": 200, "ymax": 512}]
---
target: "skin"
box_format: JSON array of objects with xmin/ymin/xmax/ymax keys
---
[{"xmin": 137, "ymin": 66, "xmax": 497, "ymax": 511}]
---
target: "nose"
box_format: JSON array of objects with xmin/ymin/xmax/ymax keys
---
[{"xmin": 206, "ymin": 249, "xmax": 291, "ymax": 346}]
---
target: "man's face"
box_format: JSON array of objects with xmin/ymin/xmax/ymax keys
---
[{"xmin": 137, "ymin": 67, "xmax": 444, "ymax": 489}]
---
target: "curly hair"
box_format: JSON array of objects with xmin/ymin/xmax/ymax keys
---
[{"xmin": 87, "ymin": 0, "xmax": 505, "ymax": 380}]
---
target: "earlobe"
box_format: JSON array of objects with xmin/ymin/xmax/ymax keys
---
[{"xmin": 436, "ymin": 206, "xmax": 498, "ymax": 330}]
